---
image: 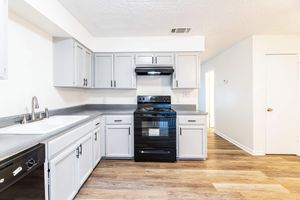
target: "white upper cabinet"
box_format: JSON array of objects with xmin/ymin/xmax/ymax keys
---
[
  {"xmin": 75, "ymin": 43, "xmax": 85, "ymax": 87},
  {"xmin": 94, "ymin": 53, "xmax": 136, "ymax": 89},
  {"xmin": 94, "ymin": 54, "xmax": 114, "ymax": 88},
  {"xmin": 155, "ymin": 53, "xmax": 174, "ymax": 66},
  {"xmin": 173, "ymin": 53, "xmax": 200, "ymax": 89},
  {"xmin": 135, "ymin": 53, "xmax": 174, "ymax": 66},
  {"xmin": 53, "ymin": 38, "xmax": 92, "ymax": 87},
  {"xmin": 84, "ymin": 49, "xmax": 93, "ymax": 88},
  {"xmin": 0, "ymin": 0, "xmax": 7, "ymax": 79},
  {"xmin": 135, "ymin": 54, "xmax": 154, "ymax": 65},
  {"xmin": 114, "ymin": 54, "xmax": 136, "ymax": 89}
]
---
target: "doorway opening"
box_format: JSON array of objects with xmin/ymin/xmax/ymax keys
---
[{"xmin": 205, "ymin": 70, "xmax": 215, "ymax": 128}]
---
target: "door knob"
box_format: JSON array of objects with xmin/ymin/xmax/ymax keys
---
[{"xmin": 267, "ymin": 108, "xmax": 273, "ymax": 112}]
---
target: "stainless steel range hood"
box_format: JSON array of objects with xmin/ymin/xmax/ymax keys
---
[{"xmin": 135, "ymin": 67, "xmax": 174, "ymax": 75}]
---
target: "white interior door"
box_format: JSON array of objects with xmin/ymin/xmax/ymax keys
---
[{"xmin": 266, "ymin": 54, "xmax": 298, "ymax": 154}]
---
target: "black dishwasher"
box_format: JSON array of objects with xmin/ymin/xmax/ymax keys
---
[{"xmin": 0, "ymin": 144, "xmax": 45, "ymax": 200}]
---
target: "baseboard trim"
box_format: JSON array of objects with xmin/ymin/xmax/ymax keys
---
[{"xmin": 214, "ymin": 129, "xmax": 265, "ymax": 156}]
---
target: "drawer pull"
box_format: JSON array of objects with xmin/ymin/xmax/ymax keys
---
[
  {"xmin": 114, "ymin": 120, "xmax": 122, "ymax": 122},
  {"xmin": 188, "ymin": 120, "xmax": 196, "ymax": 122},
  {"xmin": 95, "ymin": 122, "xmax": 100, "ymax": 126}
]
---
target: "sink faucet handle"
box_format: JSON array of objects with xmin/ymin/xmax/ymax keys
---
[{"xmin": 45, "ymin": 108, "xmax": 49, "ymax": 118}]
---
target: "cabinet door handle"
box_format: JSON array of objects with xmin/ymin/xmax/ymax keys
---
[
  {"xmin": 152, "ymin": 57, "xmax": 154, "ymax": 64},
  {"xmin": 79, "ymin": 144, "xmax": 82, "ymax": 155},
  {"xmin": 176, "ymin": 80, "xmax": 178, "ymax": 88},
  {"xmin": 114, "ymin": 120, "xmax": 122, "ymax": 123},
  {"xmin": 76, "ymin": 147, "xmax": 80, "ymax": 158},
  {"xmin": 180, "ymin": 128, "xmax": 182, "ymax": 135},
  {"xmin": 155, "ymin": 57, "xmax": 157, "ymax": 64},
  {"xmin": 95, "ymin": 132, "xmax": 97, "ymax": 141},
  {"xmin": 111, "ymin": 80, "xmax": 113, "ymax": 88},
  {"xmin": 86, "ymin": 79, "xmax": 88, "ymax": 87},
  {"xmin": 188, "ymin": 120, "xmax": 196, "ymax": 122},
  {"xmin": 128, "ymin": 128, "xmax": 131, "ymax": 135},
  {"xmin": 95, "ymin": 122, "xmax": 100, "ymax": 126},
  {"xmin": 83, "ymin": 79, "xmax": 85, "ymax": 86},
  {"xmin": 114, "ymin": 80, "xmax": 116, "ymax": 88}
]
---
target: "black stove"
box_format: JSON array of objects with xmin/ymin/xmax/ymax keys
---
[{"xmin": 134, "ymin": 96, "xmax": 177, "ymax": 162}]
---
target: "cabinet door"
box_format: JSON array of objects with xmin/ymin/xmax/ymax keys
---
[
  {"xmin": 84, "ymin": 49, "xmax": 92, "ymax": 88},
  {"xmin": 78, "ymin": 133, "xmax": 93, "ymax": 186},
  {"xmin": 114, "ymin": 54, "xmax": 136, "ymax": 89},
  {"xmin": 155, "ymin": 53, "xmax": 174, "ymax": 66},
  {"xmin": 174, "ymin": 53, "xmax": 199, "ymax": 89},
  {"xmin": 94, "ymin": 54, "xmax": 113, "ymax": 88},
  {"xmin": 106, "ymin": 125, "xmax": 131, "ymax": 158},
  {"xmin": 49, "ymin": 144, "xmax": 78, "ymax": 200},
  {"xmin": 135, "ymin": 54, "xmax": 154, "ymax": 65},
  {"xmin": 93, "ymin": 128, "xmax": 101, "ymax": 167},
  {"xmin": 100, "ymin": 120, "xmax": 106, "ymax": 157},
  {"xmin": 0, "ymin": 0, "xmax": 7, "ymax": 79},
  {"xmin": 75, "ymin": 42, "xmax": 85, "ymax": 87},
  {"xmin": 178, "ymin": 126, "xmax": 204, "ymax": 159}
]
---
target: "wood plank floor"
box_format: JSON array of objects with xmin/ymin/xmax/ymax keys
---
[{"xmin": 75, "ymin": 129, "xmax": 300, "ymax": 200}]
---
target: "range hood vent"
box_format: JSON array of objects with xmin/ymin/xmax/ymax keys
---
[{"xmin": 135, "ymin": 67, "xmax": 174, "ymax": 75}]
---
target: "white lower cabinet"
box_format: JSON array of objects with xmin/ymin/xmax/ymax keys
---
[
  {"xmin": 178, "ymin": 126, "xmax": 205, "ymax": 159},
  {"xmin": 92, "ymin": 127, "xmax": 101, "ymax": 167},
  {"xmin": 178, "ymin": 115, "xmax": 207, "ymax": 160},
  {"xmin": 78, "ymin": 134, "xmax": 93, "ymax": 186},
  {"xmin": 48, "ymin": 132, "xmax": 93, "ymax": 200},
  {"xmin": 105, "ymin": 125, "xmax": 132, "ymax": 158},
  {"xmin": 49, "ymin": 143, "xmax": 78, "ymax": 200}
]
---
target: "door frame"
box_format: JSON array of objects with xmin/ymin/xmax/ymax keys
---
[
  {"xmin": 205, "ymin": 70, "xmax": 215, "ymax": 128},
  {"xmin": 264, "ymin": 53, "xmax": 300, "ymax": 156}
]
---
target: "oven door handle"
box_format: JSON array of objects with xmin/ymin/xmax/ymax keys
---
[{"xmin": 140, "ymin": 150, "xmax": 171, "ymax": 155}]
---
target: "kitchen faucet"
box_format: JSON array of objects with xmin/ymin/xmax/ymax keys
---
[{"xmin": 31, "ymin": 96, "xmax": 40, "ymax": 121}]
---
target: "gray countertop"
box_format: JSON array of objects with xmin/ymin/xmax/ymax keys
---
[
  {"xmin": 0, "ymin": 108, "xmax": 134, "ymax": 161},
  {"xmin": 0, "ymin": 104, "xmax": 205, "ymax": 161}
]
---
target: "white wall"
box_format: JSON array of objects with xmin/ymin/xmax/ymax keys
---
[
  {"xmin": 252, "ymin": 35, "xmax": 300, "ymax": 155},
  {"xmin": 201, "ymin": 35, "xmax": 300, "ymax": 155},
  {"xmin": 86, "ymin": 76, "xmax": 198, "ymax": 105},
  {"xmin": 201, "ymin": 37, "xmax": 254, "ymax": 152},
  {"xmin": 0, "ymin": 13, "xmax": 88, "ymax": 118},
  {"xmin": 1, "ymin": 13, "xmax": 198, "ymax": 118},
  {"xmin": 92, "ymin": 36, "xmax": 205, "ymax": 52}
]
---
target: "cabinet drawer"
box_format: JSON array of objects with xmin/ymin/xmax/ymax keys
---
[
  {"xmin": 93, "ymin": 117, "xmax": 101, "ymax": 128},
  {"xmin": 48, "ymin": 121, "xmax": 93, "ymax": 159},
  {"xmin": 106, "ymin": 115, "xmax": 132, "ymax": 125},
  {"xmin": 178, "ymin": 116, "xmax": 206, "ymax": 125}
]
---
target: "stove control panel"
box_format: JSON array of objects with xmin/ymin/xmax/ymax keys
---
[{"xmin": 137, "ymin": 96, "xmax": 171, "ymax": 103}]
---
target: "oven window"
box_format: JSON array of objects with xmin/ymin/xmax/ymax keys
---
[{"xmin": 141, "ymin": 121, "xmax": 169, "ymax": 137}]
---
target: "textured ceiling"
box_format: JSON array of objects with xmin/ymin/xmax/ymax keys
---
[{"xmin": 58, "ymin": 0, "xmax": 300, "ymax": 61}]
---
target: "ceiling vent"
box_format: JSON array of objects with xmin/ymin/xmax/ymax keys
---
[{"xmin": 171, "ymin": 28, "xmax": 191, "ymax": 34}]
